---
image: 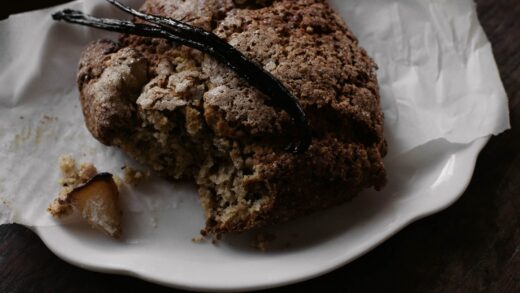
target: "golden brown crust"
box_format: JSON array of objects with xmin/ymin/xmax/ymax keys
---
[{"xmin": 77, "ymin": 0, "xmax": 387, "ymax": 234}]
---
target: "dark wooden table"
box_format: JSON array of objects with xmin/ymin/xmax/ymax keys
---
[{"xmin": 1, "ymin": 1, "xmax": 519, "ymax": 292}]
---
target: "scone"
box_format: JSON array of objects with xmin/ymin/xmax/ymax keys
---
[{"xmin": 77, "ymin": 0, "xmax": 387, "ymax": 235}]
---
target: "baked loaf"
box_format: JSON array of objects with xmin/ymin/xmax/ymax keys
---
[{"xmin": 77, "ymin": 0, "xmax": 387, "ymax": 234}]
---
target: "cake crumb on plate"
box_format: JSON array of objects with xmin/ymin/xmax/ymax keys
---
[
  {"xmin": 48, "ymin": 155, "xmax": 98, "ymax": 217},
  {"xmin": 48, "ymin": 155, "xmax": 122, "ymax": 238},
  {"xmin": 122, "ymin": 165, "xmax": 148, "ymax": 186}
]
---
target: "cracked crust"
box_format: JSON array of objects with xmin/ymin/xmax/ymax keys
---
[{"xmin": 77, "ymin": 0, "xmax": 387, "ymax": 234}]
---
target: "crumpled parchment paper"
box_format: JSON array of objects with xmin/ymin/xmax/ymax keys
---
[{"xmin": 0, "ymin": 0, "xmax": 510, "ymax": 226}]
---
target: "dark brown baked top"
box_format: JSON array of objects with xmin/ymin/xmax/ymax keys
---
[{"xmin": 77, "ymin": 0, "xmax": 387, "ymax": 234}]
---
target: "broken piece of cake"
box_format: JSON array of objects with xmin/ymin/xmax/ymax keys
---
[
  {"xmin": 57, "ymin": 0, "xmax": 387, "ymax": 235},
  {"xmin": 49, "ymin": 155, "xmax": 122, "ymax": 238}
]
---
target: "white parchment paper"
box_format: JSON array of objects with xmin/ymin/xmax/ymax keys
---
[{"xmin": 0, "ymin": 0, "xmax": 510, "ymax": 226}]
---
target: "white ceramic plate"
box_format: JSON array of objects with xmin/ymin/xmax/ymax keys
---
[{"xmin": 31, "ymin": 136, "xmax": 489, "ymax": 292}]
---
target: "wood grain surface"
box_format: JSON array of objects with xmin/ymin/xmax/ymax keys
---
[{"xmin": 1, "ymin": 1, "xmax": 519, "ymax": 292}]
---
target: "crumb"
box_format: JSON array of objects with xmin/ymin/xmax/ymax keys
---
[
  {"xmin": 252, "ymin": 232, "xmax": 276, "ymax": 252},
  {"xmin": 48, "ymin": 156, "xmax": 103, "ymax": 221},
  {"xmin": 49, "ymin": 155, "xmax": 81, "ymax": 217},
  {"xmin": 41, "ymin": 115, "xmax": 58, "ymax": 124},
  {"xmin": 57, "ymin": 155, "xmax": 79, "ymax": 187},
  {"xmin": 122, "ymin": 165, "xmax": 148, "ymax": 186},
  {"xmin": 192, "ymin": 236, "xmax": 205, "ymax": 243},
  {"xmin": 47, "ymin": 198, "xmax": 72, "ymax": 217},
  {"xmin": 78, "ymin": 163, "xmax": 98, "ymax": 182},
  {"xmin": 19, "ymin": 116, "xmax": 24, "ymax": 120},
  {"xmin": 56, "ymin": 155, "xmax": 98, "ymax": 188}
]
